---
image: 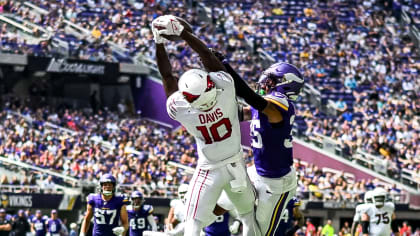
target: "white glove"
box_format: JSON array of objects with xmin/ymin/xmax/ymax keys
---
[
  {"xmin": 229, "ymin": 220, "xmax": 241, "ymax": 234},
  {"xmin": 151, "ymin": 26, "xmax": 168, "ymax": 44},
  {"xmin": 152, "ymin": 15, "xmax": 184, "ymax": 36},
  {"xmin": 112, "ymin": 226, "xmax": 125, "ymax": 236}
]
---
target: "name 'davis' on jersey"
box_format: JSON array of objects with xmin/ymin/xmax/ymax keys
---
[{"xmin": 198, "ymin": 108, "xmax": 224, "ymax": 124}]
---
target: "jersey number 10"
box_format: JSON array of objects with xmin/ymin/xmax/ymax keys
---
[{"xmin": 196, "ymin": 118, "xmax": 232, "ymax": 144}]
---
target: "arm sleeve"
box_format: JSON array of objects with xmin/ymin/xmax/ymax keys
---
[
  {"xmin": 147, "ymin": 215, "xmax": 158, "ymax": 231},
  {"xmin": 222, "ymin": 61, "xmax": 268, "ymax": 111}
]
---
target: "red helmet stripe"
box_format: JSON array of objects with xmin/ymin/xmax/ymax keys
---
[
  {"xmin": 182, "ymin": 91, "xmax": 200, "ymax": 103},
  {"xmin": 206, "ymin": 75, "xmax": 215, "ymax": 92}
]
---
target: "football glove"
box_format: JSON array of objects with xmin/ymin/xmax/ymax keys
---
[
  {"xmin": 112, "ymin": 226, "xmax": 125, "ymax": 236},
  {"xmin": 152, "ymin": 15, "xmax": 184, "ymax": 36},
  {"xmin": 229, "ymin": 220, "xmax": 241, "ymax": 234}
]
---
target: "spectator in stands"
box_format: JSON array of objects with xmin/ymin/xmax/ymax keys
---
[
  {"xmin": 42, "ymin": 175, "xmax": 56, "ymax": 193},
  {"xmin": 0, "ymin": 209, "xmax": 12, "ymax": 236},
  {"xmin": 11, "ymin": 209, "xmax": 30, "ymax": 236}
]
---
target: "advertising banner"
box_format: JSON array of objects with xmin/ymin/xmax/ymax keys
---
[{"xmin": 0, "ymin": 193, "xmax": 80, "ymax": 210}]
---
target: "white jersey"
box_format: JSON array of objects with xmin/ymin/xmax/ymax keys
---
[
  {"xmin": 365, "ymin": 202, "xmax": 395, "ymax": 236},
  {"xmin": 353, "ymin": 203, "xmax": 371, "ymax": 222},
  {"xmin": 170, "ymin": 199, "xmax": 185, "ymax": 222},
  {"xmin": 167, "ymin": 71, "xmax": 241, "ymax": 169}
]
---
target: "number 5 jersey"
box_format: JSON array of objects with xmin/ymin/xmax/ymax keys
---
[{"xmin": 87, "ymin": 193, "xmax": 129, "ymax": 236}]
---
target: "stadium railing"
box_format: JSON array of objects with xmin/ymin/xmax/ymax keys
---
[
  {"xmin": 0, "ymin": 156, "xmax": 82, "ymax": 193},
  {"xmin": 300, "ymin": 131, "xmax": 420, "ymax": 190}
]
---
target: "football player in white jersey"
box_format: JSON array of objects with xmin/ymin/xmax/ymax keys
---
[
  {"xmin": 351, "ymin": 190, "xmax": 374, "ymax": 236},
  {"xmin": 151, "ymin": 15, "xmax": 260, "ymax": 236},
  {"xmin": 360, "ymin": 188, "xmax": 399, "ymax": 236},
  {"xmin": 166, "ymin": 184, "xmax": 188, "ymax": 236}
]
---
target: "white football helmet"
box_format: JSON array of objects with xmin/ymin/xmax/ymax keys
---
[
  {"xmin": 178, "ymin": 69, "xmax": 217, "ymax": 111},
  {"xmin": 178, "ymin": 184, "xmax": 189, "ymax": 203},
  {"xmin": 364, "ymin": 190, "xmax": 374, "ymax": 203},
  {"xmin": 372, "ymin": 187, "xmax": 387, "ymax": 208}
]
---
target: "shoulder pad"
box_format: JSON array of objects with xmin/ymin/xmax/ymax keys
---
[
  {"xmin": 170, "ymin": 199, "xmax": 181, "ymax": 208},
  {"xmin": 385, "ymin": 202, "xmax": 395, "ymax": 211},
  {"xmin": 264, "ymin": 92, "xmax": 289, "ymax": 110},
  {"xmin": 210, "ymin": 71, "xmax": 234, "ymax": 83},
  {"xmin": 166, "ymin": 92, "xmax": 190, "ymax": 120},
  {"xmin": 87, "ymin": 193, "xmax": 98, "ymax": 203},
  {"xmin": 144, "ymin": 205, "xmax": 154, "ymax": 214}
]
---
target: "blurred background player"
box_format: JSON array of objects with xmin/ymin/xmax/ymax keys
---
[
  {"xmin": 127, "ymin": 191, "xmax": 157, "ymax": 235},
  {"xmin": 361, "ymin": 188, "xmax": 399, "ymax": 236},
  {"xmin": 351, "ymin": 191, "xmax": 374, "ymax": 236},
  {"xmin": 0, "ymin": 208, "xmax": 12, "ymax": 236},
  {"xmin": 152, "ymin": 15, "xmax": 258, "ymax": 236},
  {"xmin": 166, "ymin": 184, "xmax": 188, "ymax": 235},
  {"xmin": 31, "ymin": 210, "xmax": 47, "ymax": 236},
  {"xmin": 47, "ymin": 209, "xmax": 64, "ymax": 236},
  {"xmin": 80, "ymin": 174, "xmax": 129, "ymax": 236},
  {"xmin": 213, "ymin": 50, "xmax": 303, "ymax": 235},
  {"xmin": 11, "ymin": 209, "xmax": 30, "ymax": 236},
  {"xmin": 276, "ymin": 197, "xmax": 304, "ymax": 236},
  {"xmin": 204, "ymin": 191, "xmax": 242, "ymax": 236}
]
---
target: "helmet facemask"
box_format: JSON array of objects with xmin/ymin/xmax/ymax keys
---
[
  {"xmin": 101, "ymin": 182, "xmax": 115, "ymax": 196},
  {"xmin": 132, "ymin": 197, "xmax": 144, "ymax": 209}
]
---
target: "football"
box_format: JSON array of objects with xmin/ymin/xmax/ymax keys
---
[{"xmin": 160, "ymin": 16, "xmax": 193, "ymax": 41}]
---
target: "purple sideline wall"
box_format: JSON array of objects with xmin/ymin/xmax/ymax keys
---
[{"xmin": 132, "ymin": 76, "xmax": 180, "ymax": 128}]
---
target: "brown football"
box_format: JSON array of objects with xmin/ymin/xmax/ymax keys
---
[{"xmin": 160, "ymin": 16, "xmax": 193, "ymax": 41}]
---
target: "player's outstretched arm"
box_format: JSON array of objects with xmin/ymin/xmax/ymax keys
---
[
  {"xmin": 120, "ymin": 205, "xmax": 129, "ymax": 236},
  {"xmin": 147, "ymin": 214, "xmax": 158, "ymax": 231},
  {"xmin": 213, "ymin": 51, "xmax": 284, "ymax": 123},
  {"xmin": 80, "ymin": 204, "xmax": 93, "ymax": 236},
  {"xmin": 361, "ymin": 213, "xmax": 370, "ymax": 236},
  {"xmin": 155, "ymin": 44, "xmax": 178, "ymax": 98},
  {"xmin": 179, "ymin": 30, "xmax": 225, "ymax": 73},
  {"xmin": 391, "ymin": 213, "xmax": 399, "ymax": 236}
]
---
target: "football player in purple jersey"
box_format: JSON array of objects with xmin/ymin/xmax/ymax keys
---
[
  {"xmin": 80, "ymin": 174, "xmax": 129, "ymax": 236},
  {"xmin": 31, "ymin": 210, "xmax": 47, "ymax": 236},
  {"xmin": 212, "ymin": 50, "xmax": 304, "ymax": 236},
  {"xmin": 127, "ymin": 191, "xmax": 157, "ymax": 236},
  {"xmin": 47, "ymin": 210, "xmax": 64, "ymax": 236},
  {"xmin": 275, "ymin": 197, "xmax": 304, "ymax": 236}
]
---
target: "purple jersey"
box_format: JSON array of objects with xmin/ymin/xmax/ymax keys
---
[
  {"xmin": 250, "ymin": 91, "xmax": 295, "ymax": 178},
  {"xmin": 204, "ymin": 212, "xmax": 230, "ymax": 236},
  {"xmin": 127, "ymin": 204, "xmax": 153, "ymax": 236},
  {"xmin": 275, "ymin": 197, "xmax": 300, "ymax": 236},
  {"xmin": 88, "ymin": 193, "xmax": 129, "ymax": 236},
  {"xmin": 47, "ymin": 219, "xmax": 62, "ymax": 234},
  {"xmin": 32, "ymin": 217, "xmax": 47, "ymax": 236}
]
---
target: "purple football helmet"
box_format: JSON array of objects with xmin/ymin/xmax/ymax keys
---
[
  {"xmin": 99, "ymin": 174, "xmax": 117, "ymax": 196},
  {"xmin": 258, "ymin": 62, "xmax": 304, "ymax": 101},
  {"xmin": 131, "ymin": 191, "xmax": 145, "ymax": 209}
]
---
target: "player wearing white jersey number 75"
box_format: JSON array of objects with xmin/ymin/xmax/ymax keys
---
[
  {"xmin": 361, "ymin": 188, "xmax": 399, "ymax": 236},
  {"xmin": 152, "ymin": 15, "xmax": 259, "ymax": 236}
]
